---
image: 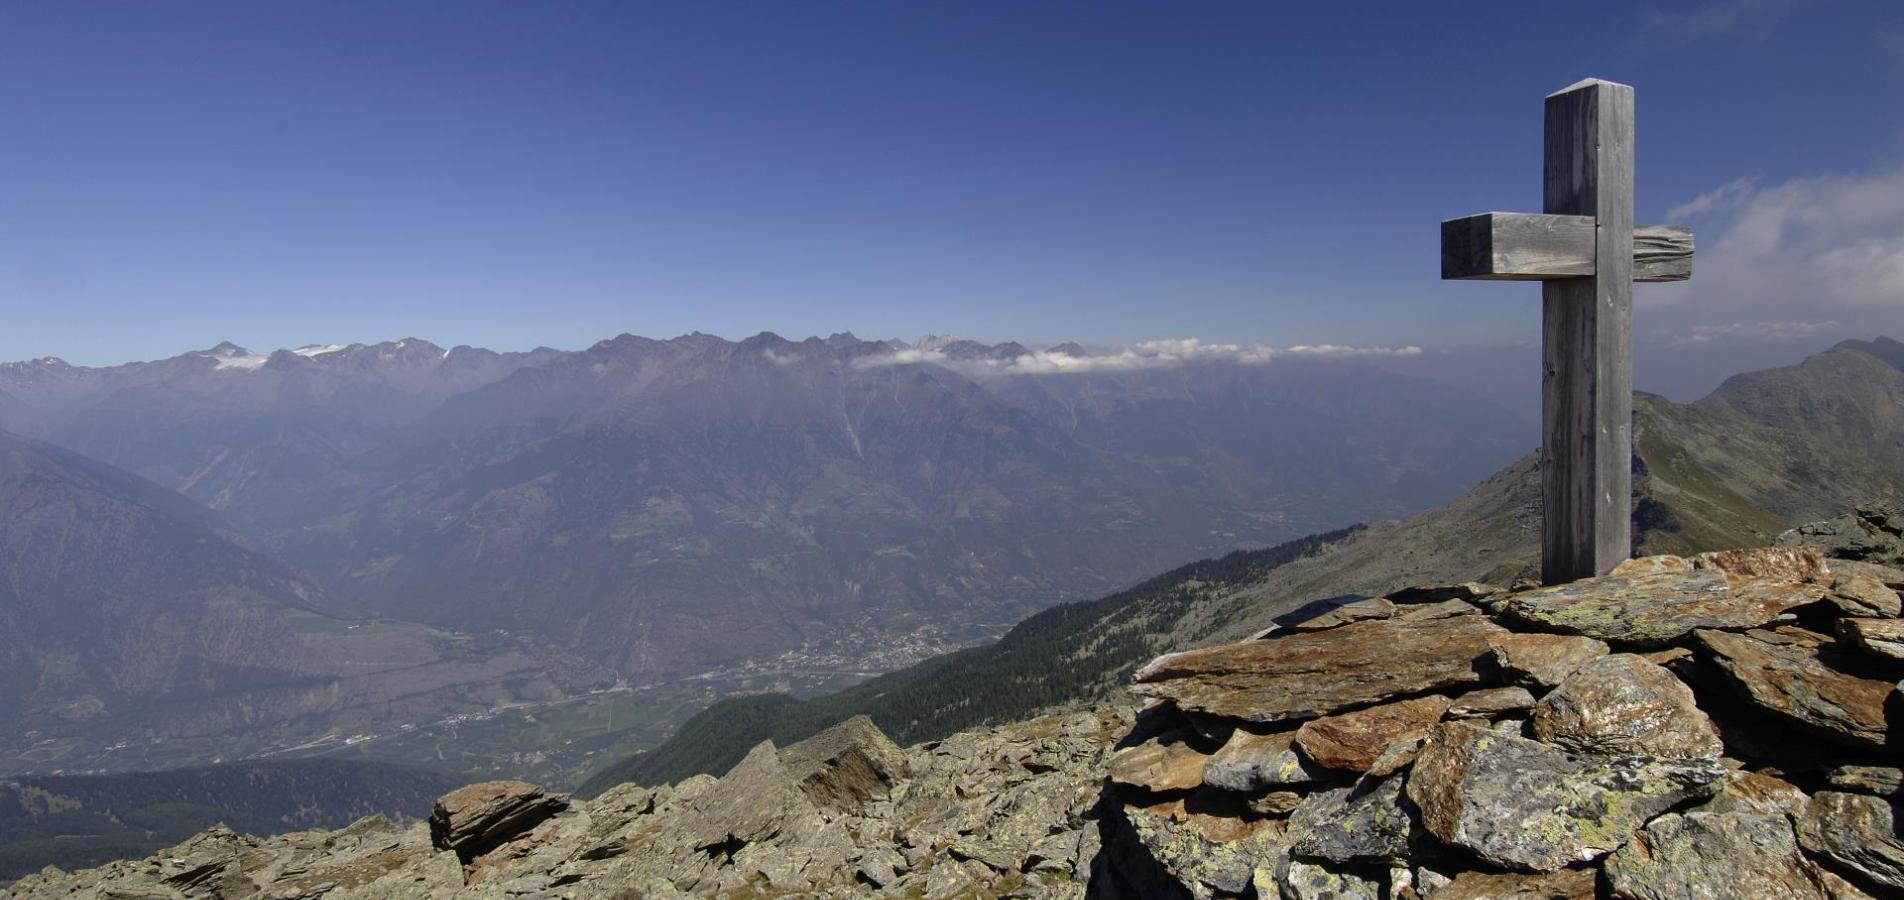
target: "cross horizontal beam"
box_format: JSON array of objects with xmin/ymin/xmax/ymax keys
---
[{"xmin": 1441, "ymin": 212, "xmax": 1693, "ymax": 282}]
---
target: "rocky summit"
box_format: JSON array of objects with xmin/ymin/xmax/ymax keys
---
[{"xmin": 10, "ymin": 540, "xmax": 1904, "ymax": 898}]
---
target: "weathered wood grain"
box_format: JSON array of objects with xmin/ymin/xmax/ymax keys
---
[
  {"xmin": 1541, "ymin": 78, "xmax": 1634, "ymax": 584},
  {"xmin": 1441, "ymin": 214, "xmax": 1691, "ymax": 282}
]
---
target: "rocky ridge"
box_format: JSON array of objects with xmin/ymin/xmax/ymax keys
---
[
  {"xmin": 11, "ymin": 534, "xmax": 1904, "ymax": 898},
  {"xmin": 1102, "ymin": 541, "xmax": 1903, "ymax": 898}
]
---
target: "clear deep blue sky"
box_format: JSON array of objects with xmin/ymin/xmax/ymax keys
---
[{"xmin": 4, "ymin": 1, "xmax": 1902, "ymax": 366}]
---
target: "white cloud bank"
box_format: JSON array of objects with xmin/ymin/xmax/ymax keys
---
[
  {"xmin": 1646, "ymin": 163, "xmax": 1904, "ymax": 342},
  {"xmin": 854, "ymin": 339, "xmax": 1422, "ymax": 376}
]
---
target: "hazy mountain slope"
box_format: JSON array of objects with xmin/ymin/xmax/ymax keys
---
[
  {"xmin": 0, "ymin": 430, "xmax": 615, "ymax": 777},
  {"xmin": 576, "ymin": 524, "xmax": 1365, "ymax": 794},
  {"xmin": 590, "ymin": 336, "xmax": 1904, "ymax": 788},
  {"xmin": 275, "ymin": 332, "xmax": 1526, "ymax": 681},
  {"xmin": 0, "ymin": 341, "xmax": 557, "ymax": 532},
  {"xmin": 0, "ymin": 758, "xmax": 462, "ymax": 882}
]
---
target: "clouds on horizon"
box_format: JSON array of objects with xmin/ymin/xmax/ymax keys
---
[
  {"xmin": 1645, "ymin": 162, "xmax": 1904, "ymax": 344},
  {"xmin": 854, "ymin": 338, "xmax": 1423, "ymax": 376}
]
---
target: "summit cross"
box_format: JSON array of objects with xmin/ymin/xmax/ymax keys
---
[{"xmin": 1439, "ymin": 78, "xmax": 1694, "ymax": 585}]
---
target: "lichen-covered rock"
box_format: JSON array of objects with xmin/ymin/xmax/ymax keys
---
[
  {"xmin": 1405, "ymin": 722, "xmax": 1726, "ymax": 872},
  {"xmin": 1489, "ymin": 631, "xmax": 1611, "ymax": 689},
  {"xmin": 1603, "ymin": 810, "xmax": 1829, "ymax": 899},
  {"xmin": 1124, "ymin": 801, "xmax": 1288, "ymax": 898},
  {"xmin": 1496, "ymin": 569, "xmax": 1819, "ymax": 648},
  {"xmin": 1795, "ymin": 792, "xmax": 1904, "ymax": 891},
  {"xmin": 428, "ymin": 780, "xmax": 569, "ymax": 863},
  {"xmin": 1132, "ymin": 615, "xmax": 1504, "ymax": 723},
  {"xmin": 1530, "ymin": 654, "xmax": 1722, "ymax": 759},
  {"xmin": 1293, "ymin": 694, "xmax": 1452, "ymax": 773},
  {"xmin": 1201, "ymin": 729, "xmax": 1331, "ymax": 792},
  {"xmin": 1266, "ymin": 857, "xmax": 1383, "ymax": 900},
  {"xmin": 1696, "ymin": 627, "xmax": 1895, "ymax": 750},
  {"xmin": 1287, "ymin": 773, "xmax": 1422, "ymax": 864}
]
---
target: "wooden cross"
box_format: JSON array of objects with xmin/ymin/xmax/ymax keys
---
[{"xmin": 1440, "ymin": 78, "xmax": 1693, "ymax": 585}]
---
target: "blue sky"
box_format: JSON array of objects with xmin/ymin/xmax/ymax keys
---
[{"xmin": 3, "ymin": 0, "xmax": 1902, "ymax": 377}]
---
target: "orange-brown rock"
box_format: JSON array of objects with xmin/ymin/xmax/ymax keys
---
[
  {"xmin": 1838, "ymin": 617, "xmax": 1904, "ymax": 662},
  {"xmin": 1697, "ymin": 627, "xmax": 1895, "ymax": 750},
  {"xmin": 1108, "ymin": 729, "xmax": 1211, "ymax": 793},
  {"xmin": 1488, "ymin": 631, "xmax": 1608, "ymax": 689},
  {"xmin": 1693, "ymin": 545, "xmax": 1830, "ymax": 584},
  {"xmin": 1132, "ymin": 615, "xmax": 1504, "ymax": 723},
  {"xmin": 1294, "ymin": 695, "xmax": 1453, "ymax": 772},
  {"xmin": 1530, "ymin": 654, "xmax": 1722, "ymax": 759}
]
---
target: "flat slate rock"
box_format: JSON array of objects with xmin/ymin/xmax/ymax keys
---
[
  {"xmin": 1132, "ymin": 615, "xmax": 1504, "ymax": 723},
  {"xmin": 1795, "ymin": 791, "xmax": 1904, "ymax": 892},
  {"xmin": 1696, "ymin": 627, "xmax": 1895, "ymax": 750},
  {"xmin": 1497, "ymin": 569, "xmax": 1820, "ymax": 648},
  {"xmin": 1530, "ymin": 654, "xmax": 1722, "ymax": 759},
  {"xmin": 1294, "ymin": 694, "xmax": 1452, "ymax": 772},
  {"xmin": 1406, "ymin": 722, "xmax": 1726, "ymax": 872},
  {"xmin": 1604, "ymin": 810, "xmax": 1829, "ymax": 900},
  {"xmin": 1488, "ymin": 631, "xmax": 1609, "ymax": 689},
  {"xmin": 1202, "ymin": 728, "xmax": 1330, "ymax": 792}
]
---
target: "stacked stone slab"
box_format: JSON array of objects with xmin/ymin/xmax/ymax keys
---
[{"xmin": 1101, "ymin": 545, "xmax": 1903, "ymax": 899}]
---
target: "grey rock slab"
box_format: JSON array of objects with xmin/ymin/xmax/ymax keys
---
[
  {"xmin": 1406, "ymin": 721, "xmax": 1726, "ymax": 872},
  {"xmin": 1830, "ymin": 766, "xmax": 1904, "ymax": 796},
  {"xmin": 428, "ymin": 780, "xmax": 569, "ymax": 863},
  {"xmin": 777, "ymin": 714, "xmax": 909, "ymax": 810},
  {"xmin": 1132, "ymin": 615, "xmax": 1505, "ymax": 724},
  {"xmin": 1603, "ymin": 810, "xmax": 1830, "ymax": 900},
  {"xmin": 1287, "ymin": 773, "xmax": 1423, "ymax": 864},
  {"xmin": 1202, "ymin": 729, "xmax": 1331, "ymax": 792},
  {"xmin": 1795, "ymin": 791, "xmax": 1904, "ymax": 892},
  {"xmin": 1266, "ymin": 857, "xmax": 1382, "ymax": 900},
  {"xmin": 1530, "ymin": 654, "xmax": 1722, "ymax": 759}
]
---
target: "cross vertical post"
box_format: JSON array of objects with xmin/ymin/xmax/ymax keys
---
[
  {"xmin": 1439, "ymin": 78, "xmax": 1692, "ymax": 585},
  {"xmin": 1542, "ymin": 79, "xmax": 1634, "ymax": 584}
]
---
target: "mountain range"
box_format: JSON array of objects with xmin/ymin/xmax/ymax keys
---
[{"xmin": 0, "ymin": 331, "xmax": 1529, "ymax": 779}]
